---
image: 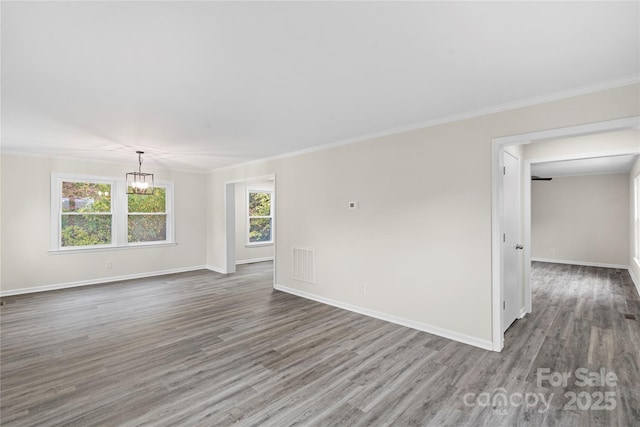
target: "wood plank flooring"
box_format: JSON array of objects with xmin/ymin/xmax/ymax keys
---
[{"xmin": 1, "ymin": 261, "xmax": 638, "ymax": 426}]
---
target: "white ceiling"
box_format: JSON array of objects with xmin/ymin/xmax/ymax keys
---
[
  {"xmin": 531, "ymin": 154, "xmax": 639, "ymax": 178},
  {"xmin": 2, "ymin": 1, "xmax": 639, "ymax": 172}
]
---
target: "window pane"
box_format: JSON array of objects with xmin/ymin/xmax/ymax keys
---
[
  {"xmin": 249, "ymin": 218, "xmax": 272, "ymax": 242},
  {"xmin": 62, "ymin": 182, "xmax": 111, "ymax": 213},
  {"xmin": 128, "ymin": 188, "xmax": 166, "ymax": 213},
  {"xmin": 249, "ymin": 192, "xmax": 271, "ymax": 216},
  {"xmin": 128, "ymin": 215, "xmax": 167, "ymax": 243},
  {"xmin": 61, "ymin": 215, "xmax": 112, "ymax": 246}
]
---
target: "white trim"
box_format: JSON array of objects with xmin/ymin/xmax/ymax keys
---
[
  {"xmin": 491, "ymin": 140, "xmax": 505, "ymax": 351},
  {"xmin": 236, "ymin": 257, "xmax": 274, "ymax": 265},
  {"xmin": 212, "ymin": 77, "xmax": 640, "ymax": 173},
  {"xmin": 207, "ymin": 265, "xmax": 227, "ymax": 274},
  {"xmin": 526, "ymin": 149, "xmax": 640, "ymax": 165},
  {"xmin": 491, "ymin": 116, "xmax": 640, "ymax": 352},
  {"xmin": 246, "ymin": 188, "xmax": 274, "ymax": 246},
  {"xmin": 493, "ymin": 117, "xmax": 640, "ymax": 147},
  {"xmin": 245, "ymin": 242, "xmax": 273, "ymax": 248},
  {"xmin": 51, "ymin": 174, "xmax": 175, "ymax": 251},
  {"xmin": 48, "ymin": 242, "xmax": 178, "ymax": 255},
  {"xmin": 1, "ymin": 150, "xmax": 209, "ymax": 175},
  {"xmin": 628, "ymin": 266, "xmax": 640, "ymax": 297},
  {"xmin": 224, "ymin": 182, "xmax": 237, "ymax": 274},
  {"xmin": 634, "ymin": 176, "xmax": 640, "ymax": 261},
  {"xmin": 51, "ymin": 173, "xmax": 118, "ymax": 251},
  {"xmin": 523, "ymin": 160, "xmax": 532, "ymax": 315},
  {"xmin": 530, "ymin": 170, "xmax": 634, "ymax": 179},
  {"xmin": 223, "ymin": 175, "xmax": 275, "ymax": 185},
  {"xmin": 531, "ymin": 258, "xmax": 628, "ymax": 270},
  {"xmin": 274, "ymin": 284, "xmax": 493, "ymax": 351},
  {"xmin": 518, "ymin": 307, "xmax": 527, "ymax": 320},
  {"xmin": 0, "ymin": 265, "xmax": 208, "ymax": 297},
  {"xmin": 4, "ymin": 78, "xmax": 638, "ymax": 175}
]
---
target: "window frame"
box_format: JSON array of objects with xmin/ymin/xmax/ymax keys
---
[
  {"xmin": 635, "ymin": 175, "xmax": 640, "ymax": 263},
  {"xmin": 127, "ymin": 182, "xmax": 174, "ymax": 246},
  {"xmin": 50, "ymin": 173, "xmax": 174, "ymax": 252},
  {"xmin": 246, "ymin": 188, "xmax": 274, "ymax": 247}
]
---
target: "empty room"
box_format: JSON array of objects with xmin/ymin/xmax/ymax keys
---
[{"xmin": 1, "ymin": 1, "xmax": 639, "ymax": 426}]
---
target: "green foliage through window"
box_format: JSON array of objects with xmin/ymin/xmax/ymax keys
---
[
  {"xmin": 128, "ymin": 215, "xmax": 167, "ymax": 243},
  {"xmin": 249, "ymin": 218, "xmax": 271, "ymax": 242},
  {"xmin": 61, "ymin": 215, "xmax": 112, "ymax": 246},
  {"xmin": 62, "ymin": 182, "xmax": 111, "ymax": 213},
  {"xmin": 61, "ymin": 182, "xmax": 112, "ymax": 247},
  {"xmin": 249, "ymin": 192, "xmax": 271, "ymax": 216},
  {"xmin": 55, "ymin": 176, "xmax": 173, "ymax": 249},
  {"xmin": 128, "ymin": 188, "xmax": 166, "ymax": 213},
  {"xmin": 128, "ymin": 188, "xmax": 167, "ymax": 243},
  {"xmin": 248, "ymin": 191, "xmax": 272, "ymax": 243}
]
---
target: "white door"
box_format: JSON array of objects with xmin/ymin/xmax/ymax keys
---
[{"xmin": 502, "ymin": 151, "xmax": 523, "ymax": 332}]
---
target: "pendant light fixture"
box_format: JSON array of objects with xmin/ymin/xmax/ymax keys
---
[{"xmin": 126, "ymin": 151, "xmax": 155, "ymax": 195}]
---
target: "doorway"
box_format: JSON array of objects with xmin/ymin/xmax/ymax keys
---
[
  {"xmin": 491, "ymin": 117, "xmax": 640, "ymax": 351},
  {"xmin": 224, "ymin": 174, "xmax": 277, "ymax": 287}
]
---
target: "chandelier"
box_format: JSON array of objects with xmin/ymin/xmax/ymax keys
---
[{"xmin": 126, "ymin": 151, "xmax": 155, "ymax": 195}]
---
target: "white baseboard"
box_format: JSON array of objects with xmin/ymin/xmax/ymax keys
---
[
  {"xmin": 236, "ymin": 257, "xmax": 274, "ymax": 265},
  {"xmin": 531, "ymin": 258, "xmax": 628, "ymax": 270},
  {"xmin": 518, "ymin": 307, "xmax": 528, "ymax": 319},
  {"xmin": 629, "ymin": 266, "xmax": 640, "ymax": 297},
  {"xmin": 206, "ymin": 265, "xmax": 227, "ymax": 274},
  {"xmin": 0, "ymin": 265, "xmax": 209, "ymax": 297},
  {"xmin": 274, "ymin": 284, "xmax": 493, "ymax": 351}
]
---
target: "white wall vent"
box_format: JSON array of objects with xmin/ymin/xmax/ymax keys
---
[{"xmin": 292, "ymin": 247, "xmax": 315, "ymax": 284}]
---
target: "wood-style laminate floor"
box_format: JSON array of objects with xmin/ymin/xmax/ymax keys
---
[{"xmin": 1, "ymin": 261, "xmax": 638, "ymax": 426}]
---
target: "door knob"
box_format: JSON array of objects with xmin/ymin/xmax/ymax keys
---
[{"xmin": 515, "ymin": 244, "xmax": 524, "ymax": 250}]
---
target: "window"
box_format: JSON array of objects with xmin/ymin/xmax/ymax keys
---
[
  {"xmin": 635, "ymin": 175, "xmax": 640, "ymax": 261},
  {"xmin": 128, "ymin": 187, "xmax": 168, "ymax": 243},
  {"xmin": 52, "ymin": 174, "xmax": 173, "ymax": 251},
  {"xmin": 247, "ymin": 190, "xmax": 273, "ymax": 244},
  {"xmin": 60, "ymin": 180, "xmax": 113, "ymax": 247}
]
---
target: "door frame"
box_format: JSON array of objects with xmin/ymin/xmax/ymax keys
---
[
  {"xmin": 491, "ymin": 116, "xmax": 640, "ymax": 351},
  {"xmin": 224, "ymin": 174, "xmax": 277, "ymax": 287},
  {"xmin": 501, "ymin": 149, "xmax": 523, "ymax": 332}
]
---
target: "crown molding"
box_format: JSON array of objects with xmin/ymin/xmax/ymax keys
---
[{"xmin": 210, "ymin": 75, "xmax": 640, "ymax": 174}]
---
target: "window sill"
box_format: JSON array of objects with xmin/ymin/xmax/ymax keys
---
[
  {"xmin": 48, "ymin": 242, "xmax": 177, "ymax": 255},
  {"xmin": 245, "ymin": 242, "xmax": 274, "ymax": 248}
]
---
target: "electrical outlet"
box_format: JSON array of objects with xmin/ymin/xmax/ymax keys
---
[
  {"xmin": 105, "ymin": 261, "xmax": 112, "ymax": 269},
  {"xmin": 550, "ymin": 248, "xmax": 556, "ymax": 253},
  {"xmin": 359, "ymin": 283, "xmax": 367, "ymax": 294}
]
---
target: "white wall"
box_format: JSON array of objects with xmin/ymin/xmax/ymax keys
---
[
  {"xmin": 531, "ymin": 173, "xmax": 629, "ymax": 266},
  {"xmin": 235, "ymin": 179, "xmax": 274, "ymax": 263},
  {"xmin": 207, "ymin": 84, "xmax": 640, "ymax": 348},
  {"xmin": 630, "ymin": 156, "xmax": 640, "ymax": 289},
  {"xmin": 0, "ymin": 154, "xmax": 208, "ymax": 294}
]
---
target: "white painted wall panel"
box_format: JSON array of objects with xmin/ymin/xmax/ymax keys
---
[{"xmin": 531, "ymin": 173, "xmax": 629, "ymax": 266}]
